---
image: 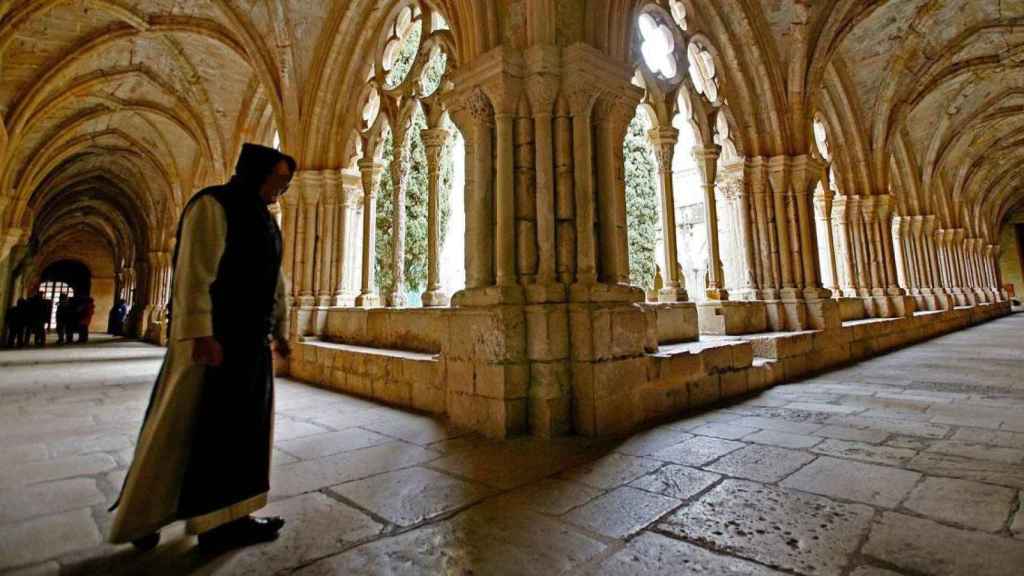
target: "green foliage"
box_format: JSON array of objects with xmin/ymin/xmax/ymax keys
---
[
  {"xmin": 386, "ymin": 24, "xmax": 422, "ymax": 88},
  {"xmin": 374, "ymin": 31, "xmax": 456, "ymax": 304},
  {"xmin": 624, "ymin": 110, "xmax": 661, "ymax": 289}
]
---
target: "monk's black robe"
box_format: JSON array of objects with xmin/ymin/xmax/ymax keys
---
[{"xmin": 109, "ymin": 144, "xmax": 290, "ymax": 543}]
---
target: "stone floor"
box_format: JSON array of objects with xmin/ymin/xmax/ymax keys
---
[{"xmin": 1, "ymin": 316, "xmax": 1023, "ymax": 576}]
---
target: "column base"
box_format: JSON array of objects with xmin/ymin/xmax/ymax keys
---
[
  {"xmin": 658, "ymin": 286, "xmax": 689, "ymax": 303},
  {"xmin": 569, "ymin": 282, "xmax": 644, "ymax": 304},
  {"xmin": 333, "ymin": 292, "xmax": 357, "ymax": 307},
  {"xmin": 804, "ymin": 296, "xmax": 840, "ymax": 331},
  {"xmin": 421, "ymin": 290, "xmax": 450, "ymax": 307},
  {"xmin": 764, "ymin": 298, "xmax": 809, "ymax": 332},
  {"xmin": 890, "ymin": 294, "xmax": 917, "ymax": 318},
  {"xmin": 316, "ymin": 296, "xmax": 333, "ymax": 308},
  {"xmin": 297, "ymin": 295, "xmax": 316, "ymax": 307},
  {"xmin": 524, "ymin": 282, "xmax": 568, "ymax": 304},
  {"xmin": 697, "ymin": 300, "xmax": 768, "ymax": 335},
  {"xmin": 452, "ymin": 285, "xmax": 525, "ymax": 306},
  {"xmin": 704, "ymin": 288, "xmax": 729, "ymax": 301},
  {"xmin": 388, "ymin": 292, "xmax": 408, "ymax": 307},
  {"xmin": 355, "ymin": 292, "xmax": 380, "ymax": 308}
]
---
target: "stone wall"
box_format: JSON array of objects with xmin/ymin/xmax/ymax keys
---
[{"xmin": 291, "ymin": 299, "xmax": 1010, "ymax": 439}]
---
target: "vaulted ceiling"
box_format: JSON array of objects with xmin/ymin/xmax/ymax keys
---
[{"xmin": 0, "ymin": 0, "xmax": 1020, "ymax": 275}]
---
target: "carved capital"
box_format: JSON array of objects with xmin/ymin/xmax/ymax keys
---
[{"xmin": 525, "ymin": 75, "xmax": 560, "ymax": 116}]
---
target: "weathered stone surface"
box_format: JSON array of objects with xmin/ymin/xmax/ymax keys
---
[
  {"xmin": 906, "ymin": 452, "xmax": 1024, "ymax": 489},
  {"xmin": 271, "ymin": 441, "xmax": 439, "ymax": 498},
  {"xmin": 565, "ymin": 486, "xmax": 680, "ymax": 538},
  {"xmin": 560, "ymin": 453, "xmax": 663, "ymax": 490},
  {"xmin": 811, "ymin": 438, "xmax": 917, "ymax": 466},
  {"xmin": 781, "ymin": 456, "xmax": 920, "ymax": 508},
  {"xmin": 612, "ymin": 426, "xmax": 694, "ymax": 457},
  {"xmin": 296, "ymin": 502, "xmax": 606, "ymax": 575},
  {"xmin": 199, "ymin": 493, "xmax": 383, "ymax": 575},
  {"xmin": 661, "ymin": 479, "xmax": 874, "ymax": 575},
  {"xmin": 0, "ymin": 509, "xmax": 101, "ymax": 571},
  {"xmin": 581, "ymin": 532, "xmax": 788, "ymax": 575},
  {"xmin": 706, "ymin": 445, "xmax": 816, "ymax": 483},
  {"xmin": 276, "ymin": 428, "xmax": 393, "ymax": 460},
  {"xmin": 863, "ymin": 512, "xmax": 1024, "ymax": 576},
  {"xmin": 924, "ymin": 440, "xmax": 1024, "ymax": 464},
  {"xmin": 690, "ymin": 421, "xmax": 760, "ymax": 440},
  {"xmin": 496, "ymin": 478, "xmax": 603, "ymax": 516},
  {"xmin": 0, "ymin": 478, "xmax": 104, "ymax": 524},
  {"xmin": 744, "ymin": 429, "xmax": 822, "ymax": 449},
  {"xmin": 0, "ymin": 454, "xmax": 117, "ymax": 488},
  {"xmin": 902, "ymin": 477, "xmax": 1017, "ymax": 532},
  {"xmin": 330, "ymin": 466, "xmax": 493, "ymax": 527},
  {"xmin": 628, "ymin": 464, "xmax": 721, "ymax": 501},
  {"xmin": 813, "ymin": 425, "xmax": 889, "ymax": 444},
  {"xmin": 651, "ymin": 436, "xmax": 745, "ymax": 466}
]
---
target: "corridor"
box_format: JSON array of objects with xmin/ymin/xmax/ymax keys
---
[{"xmin": 1, "ymin": 315, "xmax": 1023, "ymax": 575}]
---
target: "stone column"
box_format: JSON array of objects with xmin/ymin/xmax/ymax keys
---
[
  {"xmin": 791, "ymin": 157, "xmax": 827, "ymax": 297},
  {"xmin": 296, "ymin": 172, "xmax": 321, "ymax": 307},
  {"xmin": 747, "ymin": 158, "xmax": 778, "ymax": 299},
  {"xmin": 720, "ymin": 165, "xmax": 757, "ymax": 299},
  {"xmin": 356, "ymin": 159, "xmax": 382, "ymax": 308},
  {"xmin": 693, "ymin": 145, "xmax": 728, "ymax": 301},
  {"xmin": 766, "ymin": 158, "xmax": 797, "ymax": 295},
  {"xmin": 334, "ymin": 169, "xmax": 360, "ymax": 306},
  {"xmin": 317, "ymin": 171, "xmax": 339, "ymax": 308},
  {"xmin": 388, "ymin": 129, "xmax": 408, "ymax": 307},
  {"xmin": 813, "ymin": 187, "xmax": 839, "ymax": 295},
  {"xmin": 649, "ymin": 127, "xmax": 687, "ymax": 301},
  {"xmin": 280, "ymin": 191, "xmax": 299, "ymax": 300},
  {"xmin": 421, "ymin": 127, "xmax": 450, "ymax": 306},
  {"xmin": 482, "ymin": 79, "xmax": 521, "ymax": 289},
  {"xmin": 525, "ymin": 69, "xmax": 559, "ymax": 285},
  {"xmin": 831, "ymin": 195, "xmax": 858, "ymax": 297},
  {"xmin": 465, "ymin": 89, "xmax": 496, "ymax": 289},
  {"xmin": 567, "ymin": 88, "xmax": 599, "ymax": 286}
]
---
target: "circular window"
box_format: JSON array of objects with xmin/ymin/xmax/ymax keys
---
[
  {"xmin": 383, "ymin": 5, "xmax": 422, "ymax": 89},
  {"xmin": 420, "ymin": 45, "xmax": 447, "ymax": 97},
  {"xmin": 638, "ymin": 13, "xmax": 678, "ymax": 80},
  {"xmin": 687, "ymin": 43, "xmax": 718, "ymax": 103}
]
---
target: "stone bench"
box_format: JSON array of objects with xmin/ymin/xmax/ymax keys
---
[{"xmin": 290, "ymin": 340, "xmax": 445, "ymax": 415}]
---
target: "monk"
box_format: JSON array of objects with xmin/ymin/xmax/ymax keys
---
[{"xmin": 110, "ymin": 143, "xmax": 294, "ymax": 552}]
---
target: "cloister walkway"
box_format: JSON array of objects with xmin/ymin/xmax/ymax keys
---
[{"xmin": 1, "ymin": 316, "xmax": 1023, "ymax": 575}]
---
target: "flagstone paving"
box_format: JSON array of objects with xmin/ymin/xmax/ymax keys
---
[{"xmin": 1, "ymin": 315, "xmax": 1023, "ymax": 575}]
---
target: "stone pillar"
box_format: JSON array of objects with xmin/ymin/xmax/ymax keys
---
[
  {"xmin": 280, "ymin": 190, "xmax": 299, "ymax": 300},
  {"xmin": 482, "ymin": 79, "xmax": 521, "ymax": 290},
  {"xmin": 813, "ymin": 187, "xmax": 839, "ymax": 295},
  {"xmin": 317, "ymin": 171, "xmax": 339, "ymax": 308},
  {"xmin": 525, "ymin": 61, "xmax": 559, "ymax": 285},
  {"xmin": 334, "ymin": 169, "xmax": 361, "ymax": 306},
  {"xmin": 388, "ymin": 129, "xmax": 408, "ymax": 308},
  {"xmin": 421, "ymin": 127, "xmax": 450, "ymax": 306},
  {"xmin": 766, "ymin": 158, "xmax": 797, "ymax": 295},
  {"xmin": 567, "ymin": 88, "xmax": 599, "ymax": 286},
  {"xmin": 747, "ymin": 158, "xmax": 778, "ymax": 299},
  {"xmin": 649, "ymin": 127, "xmax": 687, "ymax": 302},
  {"xmin": 719, "ymin": 165, "xmax": 758, "ymax": 299},
  {"xmin": 355, "ymin": 159, "xmax": 382, "ymax": 308},
  {"xmin": 831, "ymin": 195, "xmax": 855, "ymax": 296},
  {"xmin": 341, "ymin": 176, "xmax": 363, "ymax": 304},
  {"xmin": 693, "ymin": 145, "xmax": 728, "ymax": 301},
  {"xmin": 554, "ymin": 96, "xmax": 576, "ymax": 285},
  {"xmin": 296, "ymin": 172, "xmax": 321, "ymax": 308}
]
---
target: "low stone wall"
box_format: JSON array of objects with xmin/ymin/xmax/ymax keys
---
[
  {"xmin": 614, "ymin": 302, "xmax": 1011, "ymax": 435},
  {"xmin": 288, "ymin": 301, "xmax": 1011, "ymax": 440}
]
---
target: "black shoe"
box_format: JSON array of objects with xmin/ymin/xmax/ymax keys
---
[
  {"xmin": 197, "ymin": 516, "xmax": 284, "ymax": 552},
  {"xmin": 131, "ymin": 532, "xmax": 160, "ymax": 551}
]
